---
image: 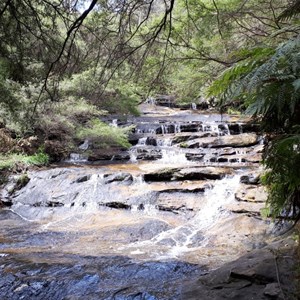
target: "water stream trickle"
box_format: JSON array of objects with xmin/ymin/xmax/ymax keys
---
[
  {"xmin": 0, "ymin": 104, "xmax": 270, "ymax": 299},
  {"xmin": 122, "ymin": 175, "xmax": 240, "ymax": 259}
]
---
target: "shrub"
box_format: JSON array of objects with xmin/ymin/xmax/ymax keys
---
[{"xmin": 76, "ymin": 119, "xmax": 132, "ymax": 149}]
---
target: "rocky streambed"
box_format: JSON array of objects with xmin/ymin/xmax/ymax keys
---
[{"xmin": 0, "ymin": 104, "xmax": 298, "ymax": 299}]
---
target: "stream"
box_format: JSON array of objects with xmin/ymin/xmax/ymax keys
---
[{"xmin": 0, "ymin": 103, "xmax": 273, "ymax": 299}]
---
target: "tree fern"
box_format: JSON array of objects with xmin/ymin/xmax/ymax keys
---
[{"xmin": 278, "ymin": 0, "xmax": 300, "ymax": 21}]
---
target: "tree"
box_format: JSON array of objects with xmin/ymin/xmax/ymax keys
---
[{"xmin": 207, "ymin": 0, "xmax": 300, "ymax": 222}]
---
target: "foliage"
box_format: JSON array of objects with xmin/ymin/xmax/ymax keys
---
[
  {"xmin": 262, "ymin": 134, "xmax": 300, "ymax": 220},
  {"xmin": 0, "ymin": 150, "xmax": 49, "ymax": 171},
  {"xmin": 76, "ymin": 119, "xmax": 133, "ymax": 149},
  {"xmin": 209, "ymin": 35, "xmax": 300, "ymax": 220}
]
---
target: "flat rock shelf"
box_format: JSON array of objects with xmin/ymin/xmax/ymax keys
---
[{"xmin": 0, "ymin": 103, "xmax": 298, "ymax": 299}]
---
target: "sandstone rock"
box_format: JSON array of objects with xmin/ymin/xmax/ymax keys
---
[
  {"xmin": 225, "ymin": 201, "xmax": 265, "ymax": 216},
  {"xmin": 144, "ymin": 167, "xmax": 232, "ymax": 182},
  {"xmin": 144, "ymin": 168, "xmax": 179, "ymax": 182},
  {"xmin": 103, "ymin": 172, "xmax": 133, "ymax": 184},
  {"xmin": 130, "ymin": 146, "xmax": 162, "ymax": 161},
  {"xmin": 244, "ymin": 153, "xmax": 262, "ymax": 163},
  {"xmin": 173, "ymin": 167, "xmax": 233, "ymax": 181},
  {"xmin": 172, "ymin": 132, "xmax": 217, "ymax": 144},
  {"xmin": 182, "ymin": 241, "xmax": 298, "ymax": 300},
  {"xmin": 88, "ymin": 149, "xmax": 130, "ymax": 161},
  {"xmin": 157, "ymin": 191, "xmax": 204, "ymax": 211},
  {"xmin": 183, "ymin": 133, "xmax": 259, "ymax": 149},
  {"xmin": 264, "ymin": 283, "xmax": 281, "ymax": 298},
  {"xmin": 240, "ymin": 174, "xmax": 260, "ymax": 185},
  {"xmin": 235, "ymin": 185, "xmax": 267, "ymax": 203}
]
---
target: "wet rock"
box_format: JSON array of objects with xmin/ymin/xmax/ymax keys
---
[
  {"xmin": 240, "ymin": 174, "xmax": 260, "ymax": 185},
  {"xmin": 219, "ymin": 147, "xmax": 237, "ymax": 156},
  {"xmin": 104, "ymin": 172, "xmax": 133, "ymax": 184},
  {"xmin": 100, "ymin": 202, "xmax": 131, "ymax": 209},
  {"xmin": 241, "ymin": 123, "xmax": 261, "ymax": 133},
  {"xmin": 185, "ymin": 153, "xmax": 205, "ymax": 161},
  {"xmin": 172, "ymin": 132, "xmax": 217, "ymax": 144},
  {"xmin": 235, "ymin": 185, "xmax": 267, "ymax": 203},
  {"xmin": 173, "ymin": 167, "xmax": 232, "ymax": 181},
  {"xmin": 73, "ymin": 175, "xmax": 91, "ymax": 183},
  {"xmin": 0, "ymin": 174, "xmax": 30, "ymax": 204},
  {"xmin": 178, "ymin": 122, "xmax": 202, "ymax": 133},
  {"xmin": 154, "ymin": 94, "xmax": 176, "ymax": 107},
  {"xmin": 131, "ymin": 147, "xmax": 162, "ymax": 160},
  {"xmin": 182, "ymin": 240, "xmax": 298, "ymax": 300},
  {"xmin": 100, "ymin": 219, "xmax": 173, "ymax": 242},
  {"xmin": 183, "ymin": 133, "xmax": 259, "ymax": 149},
  {"xmin": 244, "ymin": 153, "xmax": 263, "ymax": 163},
  {"xmin": 144, "ymin": 168, "xmax": 179, "ymax": 182},
  {"xmin": 88, "ymin": 149, "xmax": 130, "ymax": 161},
  {"xmin": 263, "ymin": 283, "xmax": 281, "ymax": 298},
  {"xmin": 225, "ymin": 201, "xmax": 265, "ymax": 216},
  {"xmin": 157, "ymin": 191, "xmax": 204, "ymax": 211}
]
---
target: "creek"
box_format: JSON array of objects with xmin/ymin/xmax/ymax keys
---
[{"xmin": 0, "ymin": 103, "xmax": 274, "ymax": 299}]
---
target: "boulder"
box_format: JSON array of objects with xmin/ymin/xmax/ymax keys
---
[
  {"xmin": 182, "ymin": 239, "xmax": 298, "ymax": 299},
  {"xmin": 240, "ymin": 174, "xmax": 260, "ymax": 185}
]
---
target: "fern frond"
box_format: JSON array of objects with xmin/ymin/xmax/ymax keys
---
[{"xmin": 278, "ymin": 0, "xmax": 300, "ymax": 21}]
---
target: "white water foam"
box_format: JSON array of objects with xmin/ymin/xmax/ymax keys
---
[
  {"xmin": 158, "ymin": 148, "xmax": 189, "ymax": 164},
  {"xmin": 124, "ymin": 174, "xmax": 240, "ymax": 259}
]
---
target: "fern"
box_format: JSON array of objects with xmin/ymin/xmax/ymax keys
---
[{"xmin": 278, "ymin": 0, "xmax": 300, "ymax": 21}]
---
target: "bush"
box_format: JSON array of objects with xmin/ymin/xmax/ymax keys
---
[
  {"xmin": 76, "ymin": 119, "xmax": 132, "ymax": 149},
  {"xmin": 0, "ymin": 150, "xmax": 49, "ymax": 171}
]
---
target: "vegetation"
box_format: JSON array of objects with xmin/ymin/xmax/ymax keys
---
[
  {"xmin": 207, "ymin": 2, "xmax": 300, "ymax": 221},
  {"xmin": 0, "ymin": 151, "xmax": 49, "ymax": 171},
  {"xmin": 76, "ymin": 119, "xmax": 133, "ymax": 149},
  {"xmin": 0, "ymin": 0, "xmax": 299, "ymax": 222}
]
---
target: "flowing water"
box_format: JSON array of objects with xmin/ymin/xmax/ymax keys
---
[{"xmin": 0, "ymin": 104, "xmax": 271, "ymax": 299}]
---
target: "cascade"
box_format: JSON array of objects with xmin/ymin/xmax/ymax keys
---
[
  {"xmin": 159, "ymin": 148, "xmax": 188, "ymax": 164},
  {"xmin": 78, "ymin": 139, "xmax": 89, "ymax": 150},
  {"xmin": 145, "ymin": 97, "xmax": 156, "ymax": 105},
  {"xmin": 129, "ymin": 148, "xmax": 138, "ymax": 162},
  {"xmin": 137, "ymin": 137, "xmax": 148, "ymax": 145},
  {"xmin": 67, "ymin": 153, "xmax": 88, "ymax": 163},
  {"xmin": 157, "ymin": 138, "xmax": 172, "ymax": 147},
  {"xmin": 0, "ymin": 100, "xmax": 271, "ymax": 300},
  {"xmin": 161, "ymin": 124, "xmax": 169, "ymax": 135},
  {"xmin": 174, "ymin": 124, "xmax": 181, "ymax": 133},
  {"xmin": 110, "ymin": 119, "xmax": 118, "ymax": 127}
]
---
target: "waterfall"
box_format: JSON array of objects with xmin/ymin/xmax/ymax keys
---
[
  {"xmin": 79, "ymin": 139, "xmax": 89, "ymax": 150},
  {"xmin": 145, "ymin": 97, "xmax": 156, "ymax": 105},
  {"xmin": 110, "ymin": 119, "xmax": 118, "ymax": 127},
  {"xmin": 158, "ymin": 148, "xmax": 188, "ymax": 164},
  {"xmin": 161, "ymin": 124, "xmax": 169, "ymax": 135},
  {"xmin": 174, "ymin": 124, "xmax": 181, "ymax": 133},
  {"xmin": 137, "ymin": 137, "xmax": 148, "ymax": 145},
  {"xmin": 129, "ymin": 149, "xmax": 138, "ymax": 162},
  {"xmin": 67, "ymin": 153, "xmax": 88, "ymax": 163}
]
